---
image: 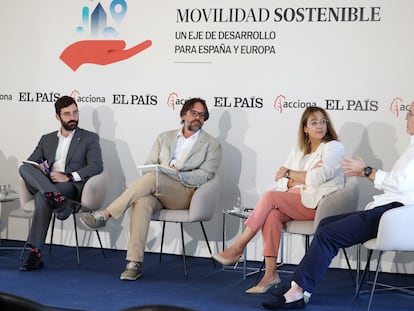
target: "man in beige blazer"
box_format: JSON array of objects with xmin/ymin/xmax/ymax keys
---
[{"xmin": 81, "ymin": 97, "xmax": 222, "ymax": 280}]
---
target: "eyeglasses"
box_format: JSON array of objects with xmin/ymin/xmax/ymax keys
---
[
  {"xmin": 190, "ymin": 110, "xmax": 206, "ymax": 119},
  {"xmin": 61, "ymin": 110, "xmax": 79, "ymax": 118},
  {"xmin": 307, "ymin": 119, "xmax": 328, "ymax": 127},
  {"xmin": 407, "ymin": 111, "xmax": 414, "ymax": 117}
]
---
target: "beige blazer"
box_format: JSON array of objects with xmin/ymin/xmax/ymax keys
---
[{"xmin": 145, "ymin": 128, "xmax": 222, "ymax": 187}]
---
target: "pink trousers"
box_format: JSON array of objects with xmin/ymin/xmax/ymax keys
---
[{"xmin": 245, "ymin": 188, "xmax": 316, "ymax": 258}]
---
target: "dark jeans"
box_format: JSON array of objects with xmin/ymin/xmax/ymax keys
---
[{"xmin": 292, "ymin": 201, "xmax": 403, "ymax": 293}]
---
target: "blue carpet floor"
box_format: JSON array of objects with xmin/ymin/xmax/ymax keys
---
[{"xmin": 1, "ymin": 240, "xmax": 413, "ymax": 311}]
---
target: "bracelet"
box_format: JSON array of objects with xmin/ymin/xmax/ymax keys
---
[{"xmin": 284, "ymin": 170, "xmax": 290, "ymax": 179}]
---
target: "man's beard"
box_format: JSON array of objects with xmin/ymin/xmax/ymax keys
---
[
  {"xmin": 61, "ymin": 120, "xmax": 78, "ymax": 131},
  {"xmin": 186, "ymin": 120, "xmax": 202, "ymax": 132}
]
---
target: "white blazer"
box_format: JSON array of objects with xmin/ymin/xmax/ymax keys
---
[{"xmin": 274, "ymin": 140, "xmax": 345, "ymax": 208}]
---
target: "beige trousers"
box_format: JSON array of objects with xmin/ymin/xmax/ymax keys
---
[{"xmin": 106, "ymin": 172, "xmax": 196, "ymax": 262}]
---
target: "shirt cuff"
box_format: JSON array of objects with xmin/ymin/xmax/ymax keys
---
[
  {"xmin": 373, "ymin": 169, "xmax": 385, "ymax": 189},
  {"xmin": 72, "ymin": 172, "xmax": 81, "ymax": 182}
]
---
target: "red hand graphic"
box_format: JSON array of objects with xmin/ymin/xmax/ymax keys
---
[{"xmin": 60, "ymin": 39, "xmax": 152, "ymax": 71}]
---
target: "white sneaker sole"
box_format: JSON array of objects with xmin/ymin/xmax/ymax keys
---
[{"xmin": 120, "ymin": 273, "xmax": 142, "ymax": 281}]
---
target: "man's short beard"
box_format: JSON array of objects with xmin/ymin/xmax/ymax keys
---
[
  {"xmin": 62, "ymin": 120, "xmax": 78, "ymax": 131},
  {"xmin": 187, "ymin": 122, "xmax": 202, "ymax": 132}
]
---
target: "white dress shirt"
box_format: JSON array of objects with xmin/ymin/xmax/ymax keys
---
[
  {"xmin": 367, "ymin": 135, "xmax": 414, "ymax": 209},
  {"xmin": 170, "ymin": 130, "xmax": 200, "ymax": 169}
]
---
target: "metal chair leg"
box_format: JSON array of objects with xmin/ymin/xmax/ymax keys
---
[
  {"xmin": 354, "ymin": 249, "xmax": 374, "ymax": 300},
  {"xmin": 95, "ymin": 230, "xmax": 105, "ymax": 258},
  {"xmin": 180, "ymin": 223, "xmax": 187, "ymax": 275},
  {"xmin": 367, "ymin": 251, "xmax": 383, "ymax": 311},
  {"xmin": 254, "ymin": 259, "xmax": 266, "ymax": 284},
  {"xmin": 72, "ymin": 213, "xmax": 80, "ymax": 265},
  {"xmin": 342, "ymin": 248, "xmax": 355, "ymax": 287},
  {"xmin": 159, "ymin": 221, "xmax": 166, "ymax": 263},
  {"xmin": 49, "ymin": 215, "xmax": 56, "ymax": 254},
  {"xmin": 20, "ymin": 240, "xmax": 29, "ymax": 260},
  {"xmin": 199, "ymin": 221, "xmax": 216, "ymax": 268},
  {"xmin": 157, "ymin": 221, "xmax": 214, "ymax": 275},
  {"xmin": 305, "ymin": 235, "xmax": 310, "ymax": 252}
]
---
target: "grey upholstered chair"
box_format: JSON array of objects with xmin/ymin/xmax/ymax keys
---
[
  {"xmin": 355, "ymin": 204, "xmax": 414, "ymax": 311},
  {"xmin": 283, "ymin": 176, "xmax": 359, "ymax": 283},
  {"xmin": 151, "ymin": 175, "xmax": 220, "ymax": 275},
  {"xmin": 284, "ymin": 176, "xmax": 359, "ymax": 249},
  {"xmin": 19, "ymin": 170, "xmax": 108, "ymax": 264}
]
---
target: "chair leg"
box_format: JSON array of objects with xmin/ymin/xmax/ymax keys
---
[
  {"xmin": 367, "ymin": 251, "xmax": 383, "ymax": 311},
  {"xmin": 305, "ymin": 235, "xmax": 310, "ymax": 252},
  {"xmin": 199, "ymin": 221, "xmax": 216, "ymax": 268},
  {"xmin": 72, "ymin": 213, "xmax": 80, "ymax": 265},
  {"xmin": 95, "ymin": 230, "xmax": 105, "ymax": 258},
  {"xmin": 180, "ymin": 223, "xmax": 187, "ymax": 275},
  {"xmin": 254, "ymin": 259, "xmax": 266, "ymax": 284},
  {"xmin": 49, "ymin": 214, "xmax": 56, "ymax": 255},
  {"xmin": 20, "ymin": 240, "xmax": 28, "ymax": 260},
  {"xmin": 159, "ymin": 221, "xmax": 166, "ymax": 263},
  {"xmin": 354, "ymin": 249, "xmax": 374, "ymax": 300},
  {"xmin": 342, "ymin": 248, "xmax": 355, "ymax": 287}
]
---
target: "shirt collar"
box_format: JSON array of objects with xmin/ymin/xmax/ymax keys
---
[
  {"xmin": 57, "ymin": 128, "xmax": 76, "ymax": 139},
  {"xmin": 177, "ymin": 128, "xmax": 201, "ymax": 140}
]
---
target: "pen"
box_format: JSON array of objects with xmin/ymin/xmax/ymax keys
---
[{"xmin": 40, "ymin": 160, "xmax": 51, "ymax": 175}]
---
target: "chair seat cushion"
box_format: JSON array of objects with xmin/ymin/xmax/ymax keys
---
[
  {"xmin": 284, "ymin": 220, "xmax": 314, "ymax": 235},
  {"xmin": 152, "ymin": 209, "xmax": 191, "ymax": 222}
]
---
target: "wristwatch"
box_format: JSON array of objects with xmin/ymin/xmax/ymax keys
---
[
  {"xmin": 66, "ymin": 173, "xmax": 74, "ymax": 182},
  {"xmin": 363, "ymin": 166, "xmax": 373, "ymax": 177},
  {"xmin": 284, "ymin": 170, "xmax": 290, "ymax": 179}
]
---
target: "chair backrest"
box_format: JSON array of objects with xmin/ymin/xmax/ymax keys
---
[
  {"xmin": 312, "ymin": 176, "xmax": 359, "ymax": 231},
  {"xmin": 151, "ymin": 175, "xmax": 220, "ymax": 223},
  {"xmin": 19, "ymin": 169, "xmax": 108, "ymax": 213},
  {"xmin": 80, "ymin": 169, "xmax": 108, "ymax": 212},
  {"xmin": 187, "ymin": 175, "xmax": 220, "ymax": 222},
  {"xmin": 364, "ymin": 204, "xmax": 414, "ymax": 252}
]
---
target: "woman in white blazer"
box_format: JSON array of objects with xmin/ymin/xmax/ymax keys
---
[{"xmin": 212, "ymin": 106, "xmax": 345, "ymax": 294}]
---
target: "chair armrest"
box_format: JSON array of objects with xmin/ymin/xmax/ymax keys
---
[
  {"xmin": 188, "ymin": 176, "xmax": 220, "ymax": 222},
  {"xmin": 80, "ymin": 170, "xmax": 108, "ymax": 212},
  {"xmin": 375, "ymin": 205, "xmax": 414, "ymax": 251}
]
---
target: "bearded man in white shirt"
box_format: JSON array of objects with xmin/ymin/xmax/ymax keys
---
[{"xmin": 81, "ymin": 97, "xmax": 222, "ymax": 281}]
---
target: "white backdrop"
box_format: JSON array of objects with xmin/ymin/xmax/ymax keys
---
[{"xmin": 1, "ymin": 0, "xmax": 414, "ymax": 273}]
